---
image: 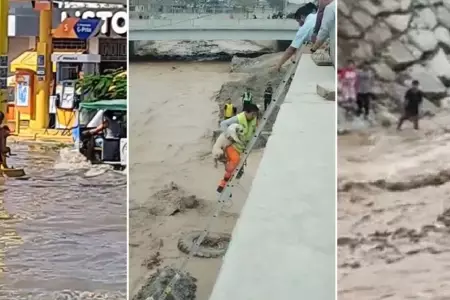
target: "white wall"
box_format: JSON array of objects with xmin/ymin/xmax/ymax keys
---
[{"xmin": 209, "ymin": 55, "xmax": 336, "ymax": 300}]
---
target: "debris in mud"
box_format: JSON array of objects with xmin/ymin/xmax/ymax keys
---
[
  {"xmin": 53, "ymin": 290, "xmax": 126, "ymax": 299},
  {"xmin": 338, "ymin": 221, "xmax": 450, "ymax": 269},
  {"xmin": 149, "ymin": 182, "xmax": 201, "ymax": 216},
  {"xmin": 132, "ymin": 266, "xmax": 197, "ymax": 300},
  {"xmin": 436, "ymin": 209, "xmax": 450, "ymax": 227},
  {"xmin": 142, "ymin": 251, "xmax": 162, "ymax": 270},
  {"xmin": 178, "ymin": 231, "xmax": 231, "ymax": 258},
  {"xmin": 339, "ymin": 169, "xmax": 450, "ymax": 193}
]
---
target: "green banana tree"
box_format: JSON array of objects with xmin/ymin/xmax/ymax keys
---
[{"xmin": 76, "ymin": 68, "xmax": 127, "ymax": 102}]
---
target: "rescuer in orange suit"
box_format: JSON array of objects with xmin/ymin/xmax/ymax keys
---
[{"xmin": 217, "ymin": 103, "xmax": 259, "ymax": 193}]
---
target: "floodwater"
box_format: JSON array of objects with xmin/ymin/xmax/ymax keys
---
[
  {"xmin": 0, "ymin": 144, "xmax": 127, "ymax": 299},
  {"xmin": 129, "ymin": 61, "xmax": 263, "ymax": 299},
  {"xmin": 338, "ymin": 115, "xmax": 450, "ymax": 299}
]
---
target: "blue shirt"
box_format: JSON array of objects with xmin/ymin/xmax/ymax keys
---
[{"xmin": 291, "ymin": 13, "xmax": 317, "ymax": 49}]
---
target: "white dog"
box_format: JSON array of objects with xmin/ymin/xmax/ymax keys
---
[{"xmin": 212, "ymin": 123, "xmax": 245, "ymax": 167}]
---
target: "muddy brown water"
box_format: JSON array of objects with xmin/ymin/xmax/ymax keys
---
[
  {"xmin": 129, "ymin": 61, "xmax": 263, "ymax": 299},
  {"xmin": 0, "ymin": 145, "xmax": 126, "ymax": 299},
  {"xmin": 338, "ymin": 115, "xmax": 450, "ymax": 299}
]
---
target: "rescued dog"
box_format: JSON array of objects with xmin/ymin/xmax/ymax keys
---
[{"xmin": 212, "ymin": 123, "xmax": 245, "ymax": 168}]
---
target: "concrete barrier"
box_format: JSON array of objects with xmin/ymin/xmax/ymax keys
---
[{"xmin": 208, "ymin": 55, "xmax": 336, "ymax": 300}]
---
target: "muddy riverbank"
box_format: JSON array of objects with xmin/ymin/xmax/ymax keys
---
[{"xmin": 130, "ymin": 40, "xmax": 279, "ymax": 61}]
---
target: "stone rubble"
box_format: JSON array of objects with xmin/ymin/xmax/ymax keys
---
[{"xmin": 339, "ymin": 0, "xmax": 450, "ymax": 125}]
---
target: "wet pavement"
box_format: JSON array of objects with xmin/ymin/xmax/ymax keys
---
[{"xmin": 0, "ymin": 144, "xmax": 126, "ymax": 299}]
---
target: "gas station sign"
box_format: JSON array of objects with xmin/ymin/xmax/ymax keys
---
[
  {"xmin": 61, "ymin": 9, "xmax": 127, "ymax": 37},
  {"xmin": 74, "ymin": 18, "xmax": 102, "ymax": 39},
  {"xmin": 53, "ymin": 17, "xmax": 103, "ymax": 40}
]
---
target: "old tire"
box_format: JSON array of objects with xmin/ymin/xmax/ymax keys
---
[{"xmin": 178, "ymin": 231, "xmax": 231, "ymax": 258}]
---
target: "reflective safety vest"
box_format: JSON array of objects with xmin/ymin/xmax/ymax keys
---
[
  {"xmin": 242, "ymin": 92, "xmax": 253, "ymax": 103},
  {"xmin": 224, "ymin": 103, "xmax": 234, "ymax": 118},
  {"xmin": 233, "ymin": 112, "xmax": 257, "ymax": 153}
]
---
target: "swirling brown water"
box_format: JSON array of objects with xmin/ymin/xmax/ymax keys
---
[
  {"xmin": 338, "ymin": 115, "xmax": 450, "ymax": 299},
  {"xmin": 129, "ymin": 61, "xmax": 263, "ymax": 299},
  {"xmin": 0, "ymin": 145, "xmax": 126, "ymax": 299}
]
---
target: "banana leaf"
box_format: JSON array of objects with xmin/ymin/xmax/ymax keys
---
[{"xmin": 76, "ymin": 68, "xmax": 127, "ymax": 102}]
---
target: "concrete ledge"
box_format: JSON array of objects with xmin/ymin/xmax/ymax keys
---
[
  {"xmin": 317, "ymin": 82, "xmax": 336, "ymax": 101},
  {"xmin": 209, "ymin": 55, "xmax": 336, "ymax": 300}
]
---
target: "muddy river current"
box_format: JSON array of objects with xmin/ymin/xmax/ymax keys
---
[
  {"xmin": 129, "ymin": 61, "xmax": 263, "ymax": 299},
  {"xmin": 338, "ymin": 115, "xmax": 450, "ymax": 299},
  {"xmin": 0, "ymin": 144, "xmax": 127, "ymax": 299}
]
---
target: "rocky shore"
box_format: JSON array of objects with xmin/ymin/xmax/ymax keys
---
[{"xmin": 339, "ymin": 0, "xmax": 450, "ymax": 126}]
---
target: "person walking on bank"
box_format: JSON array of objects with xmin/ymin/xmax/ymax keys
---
[
  {"xmin": 241, "ymin": 87, "xmax": 254, "ymax": 111},
  {"xmin": 356, "ymin": 62, "xmax": 373, "ymax": 119},
  {"xmin": 223, "ymin": 98, "xmax": 237, "ymax": 120},
  {"xmin": 397, "ymin": 80, "xmax": 423, "ymax": 131},
  {"xmin": 264, "ymin": 82, "xmax": 273, "ymax": 111}
]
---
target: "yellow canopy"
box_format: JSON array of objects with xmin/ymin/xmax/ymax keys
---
[{"xmin": 10, "ymin": 50, "xmax": 84, "ymax": 73}]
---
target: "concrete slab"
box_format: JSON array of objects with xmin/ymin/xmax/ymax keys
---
[
  {"xmin": 287, "ymin": 55, "xmax": 336, "ymax": 98},
  {"xmin": 317, "ymin": 81, "xmax": 336, "ymax": 101},
  {"xmin": 209, "ymin": 55, "xmax": 336, "ymax": 300}
]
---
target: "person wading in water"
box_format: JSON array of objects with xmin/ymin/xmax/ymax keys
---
[{"xmin": 397, "ymin": 80, "xmax": 423, "ymax": 131}]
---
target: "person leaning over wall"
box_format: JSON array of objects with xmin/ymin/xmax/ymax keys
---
[{"xmin": 310, "ymin": 0, "xmax": 336, "ymax": 67}]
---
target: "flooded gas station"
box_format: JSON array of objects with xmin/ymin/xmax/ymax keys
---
[
  {"xmin": 0, "ymin": 0, "xmax": 127, "ymax": 298},
  {"xmin": 0, "ymin": 144, "xmax": 126, "ymax": 298}
]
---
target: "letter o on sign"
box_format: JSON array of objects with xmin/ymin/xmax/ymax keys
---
[{"xmin": 111, "ymin": 11, "xmax": 127, "ymax": 35}]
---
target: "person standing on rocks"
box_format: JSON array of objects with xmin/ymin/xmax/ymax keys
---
[
  {"xmin": 223, "ymin": 98, "xmax": 237, "ymax": 120},
  {"xmin": 397, "ymin": 80, "xmax": 423, "ymax": 131},
  {"xmin": 241, "ymin": 87, "xmax": 254, "ymax": 111},
  {"xmin": 264, "ymin": 82, "xmax": 273, "ymax": 111},
  {"xmin": 356, "ymin": 62, "xmax": 374, "ymax": 119},
  {"xmin": 338, "ymin": 59, "xmax": 358, "ymax": 114},
  {"xmin": 275, "ymin": 2, "xmax": 317, "ymax": 72}
]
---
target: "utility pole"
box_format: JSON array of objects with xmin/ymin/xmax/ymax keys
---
[
  {"xmin": 31, "ymin": 0, "xmax": 52, "ymax": 130},
  {"xmin": 0, "ymin": 0, "xmax": 8, "ymax": 118}
]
